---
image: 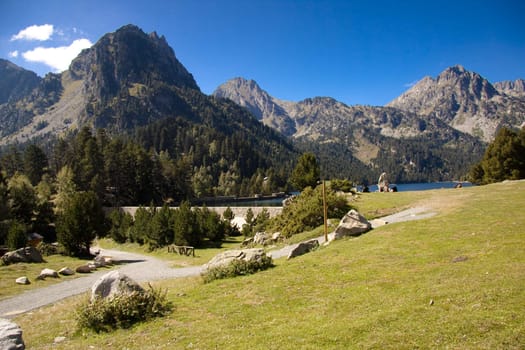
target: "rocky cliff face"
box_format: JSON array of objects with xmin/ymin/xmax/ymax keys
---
[
  {"xmin": 387, "ymin": 65, "xmax": 525, "ymax": 141},
  {"xmin": 213, "ymin": 77, "xmax": 296, "ymax": 136},
  {"xmin": 494, "ymin": 79, "xmax": 525, "ymax": 98}
]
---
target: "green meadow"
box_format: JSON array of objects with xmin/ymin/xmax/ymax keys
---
[{"xmin": 14, "ymin": 180, "xmax": 525, "ymax": 349}]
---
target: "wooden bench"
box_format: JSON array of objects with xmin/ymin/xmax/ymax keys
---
[{"xmin": 168, "ymin": 245, "xmax": 195, "ymax": 257}]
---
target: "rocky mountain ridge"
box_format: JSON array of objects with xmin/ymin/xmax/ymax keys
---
[{"xmin": 387, "ymin": 65, "xmax": 525, "ymax": 141}]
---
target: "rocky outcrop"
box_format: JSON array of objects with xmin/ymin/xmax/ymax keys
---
[
  {"xmin": 1, "ymin": 247, "xmax": 44, "ymax": 265},
  {"xmin": 329, "ymin": 210, "xmax": 371, "ymax": 241},
  {"xmin": 0, "ymin": 318, "xmax": 25, "ymax": 349},
  {"xmin": 91, "ymin": 270, "xmax": 144, "ymax": 302}
]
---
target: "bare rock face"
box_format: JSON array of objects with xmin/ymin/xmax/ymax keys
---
[
  {"xmin": 1, "ymin": 247, "xmax": 44, "ymax": 265},
  {"xmin": 387, "ymin": 65, "xmax": 525, "ymax": 141},
  {"xmin": 91, "ymin": 271, "xmax": 144, "ymax": 302},
  {"xmin": 0, "ymin": 318, "xmax": 25, "ymax": 349},
  {"xmin": 287, "ymin": 239, "xmax": 320, "ymax": 259},
  {"xmin": 204, "ymin": 248, "xmax": 268, "ymax": 270},
  {"xmin": 330, "ymin": 210, "xmax": 371, "ymax": 241}
]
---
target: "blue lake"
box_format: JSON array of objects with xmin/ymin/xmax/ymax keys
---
[
  {"xmin": 367, "ymin": 181, "xmax": 472, "ymax": 193},
  {"xmin": 207, "ymin": 181, "xmax": 472, "ymax": 207}
]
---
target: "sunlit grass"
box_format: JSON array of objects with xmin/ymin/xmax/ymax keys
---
[{"xmin": 15, "ymin": 181, "xmax": 525, "ymax": 349}]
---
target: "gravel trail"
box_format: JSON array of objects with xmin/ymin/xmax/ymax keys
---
[{"xmin": 0, "ymin": 248, "xmax": 203, "ymax": 318}]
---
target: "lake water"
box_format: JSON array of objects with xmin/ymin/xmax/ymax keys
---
[
  {"xmin": 367, "ymin": 181, "xmax": 472, "ymax": 193},
  {"xmin": 206, "ymin": 181, "xmax": 472, "ymax": 207}
]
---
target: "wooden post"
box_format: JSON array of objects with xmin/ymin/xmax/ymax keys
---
[{"xmin": 322, "ymin": 180, "xmax": 328, "ymax": 242}]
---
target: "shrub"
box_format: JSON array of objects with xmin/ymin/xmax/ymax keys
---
[
  {"xmin": 201, "ymin": 255, "xmax": 273, "ymax": 283},
  {"xmin": 270, "ymin": 184, "xmax": 350, "ymax": 238},
  {"xmin": 76, "ymin": 284, "xmax": 172, "ymax": 332}
]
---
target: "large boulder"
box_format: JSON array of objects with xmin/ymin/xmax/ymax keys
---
[
  {"xmin": 287, "ymin": 239, "xmax": 320, "ymax": 259},
  {"xmin": 91, "ymin": 270, "xmax": 144, "ymax": 302},
  {"xmin": 0, "ymin": 318, "xmax": 25, "ymax": 349},
  {"xmin": 204, "ymin": 248, "xmax": 268, "ymax": 270},
  {"xmin": 330, "ymin": 209, "xmax": 371, "ymax": 241},
  {"xmin": 1, "ymin": 247, "xmax": 44, "ymax": 265}
]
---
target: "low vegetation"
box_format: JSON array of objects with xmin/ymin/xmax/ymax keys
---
[
  {"xmin": 201, "ymin": 254, "xmax": 273, "ymax": 283},
  {"xmin": 14, "ymin": 181, "xmax": 525, "ymax": 348},
  {"xmin": 76, "ymin": 285, "xmax": 172, "ymax": 333}
]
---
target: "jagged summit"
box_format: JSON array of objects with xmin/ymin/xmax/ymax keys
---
[
  {"xmin": 214, "ymin": 77, "xmax": 296, "ymax": 136},
  {"xmin": 387, "ymin": 65, "xmax": 524, "ymax": 141},
  {"xmin": 70, "ymin": 24, "xmax": 199, "ymax": 94}
]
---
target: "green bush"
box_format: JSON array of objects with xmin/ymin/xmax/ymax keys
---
[
  {"xmin": 270, "ymin": 184, "xmax": 350, "ymax": 238},
  {"xmin": 201, "ymin": 255, "xmax": 273, "ymax": 283},
  {"xmin": 76, "ymin": 285, "xmax": 172, "ymax": 332}
]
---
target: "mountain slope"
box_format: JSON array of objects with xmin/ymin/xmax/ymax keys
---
[
  {"xmin": 0, "ymin": 25, "xmax": 297, "ymax": 191},
  {"xmin": 214, "ymin": 78, "xmax": 484, "ymax": 182},
  {"xmin": 0, "ymin": 59, "xmax": 41, "ymax": 104},
  {"xmin": 387, "ymin": 65, "xmax": 525, "ymax": 141},
  {"xmin": 213, "ymin": 77, "xmax": 296, "ymax": 136}
]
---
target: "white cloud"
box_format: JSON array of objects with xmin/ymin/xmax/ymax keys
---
[
  {"xmin": 11, "ymin": 24, "xmax": 54, "ymax": 41},
  {"xmin": 22, "ymin": 38, "xmax": 93, "ymax": 72},
  {"xmin": 9, "ymin": 50, "xmax": 19, "ymax": 58}
]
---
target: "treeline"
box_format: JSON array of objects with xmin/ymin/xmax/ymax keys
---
[
  {"xmin": 108, "ymin": 203, "xmax": 239, "ymax": 251},
  {"xmin": 1, "ymin": 124, "xmax": 294, "ymax": 207},
  {"xmin": 468, "ymin": 127, "xmax": 525, "ymax": 184}
]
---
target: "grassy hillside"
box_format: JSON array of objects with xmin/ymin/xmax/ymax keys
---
[{"xmin": 16, "ymin": 181, "xmax": 525, "ymax": 349}]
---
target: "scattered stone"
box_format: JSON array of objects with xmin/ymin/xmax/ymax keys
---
[
  {"xmin": 37, "ymin": 268, "xmax": 59, "ymax": 280},
  {"xmin": 75, "ymin": 265, "xmax": 93, "ymax": 274},
  {"xmin": 15, "ymin": 276, "xmax": 30, "ymax": 285},
  {"xmin": 0, "ymin": 318, "xmax": 25, "ymax": 349},
  {"xmin": 452, "ymin": 255, "xmax": 468, "ymax": 263},
  {"xmin": 93, "ymin": 255, "xmax": 113, "ymax": 267},
  {"xmin": 271, "ymin": 232, "xmax": 282, "ymax": 242},
  {"xmin": 287, "ymin": 239, "xmax": 320, "ymax": 259},
  {"xmin": 429, "ymin": 299, "xmax": 435, "ymax": 306},
  {"xmin": 241, "ymin": 237, "xmax": 254, "ymax": 247},
  {"xmin": 330, "ymin": 209, "xmax": 371, "ymax": 241},
  {"xmin": 54, "ymin": 336, "xmax": 66, "ymax": 344},
  {"xmin": 1, "ymin": 246, "xmax": 44, "ymax": 265},
  {"xmin": 58, "ymin": 267, "xmax": 75, "ymax": 276},
  {"xmin": 87, "ymin": 263, "xmax": 97, "ymax": 270},
  {"xmin": 91, "ymin": 270, "xmax": 144, "ymax": 302},
  {"xmin": 205, "ymin": 248, "xmax": 268, "ymax": 270}
]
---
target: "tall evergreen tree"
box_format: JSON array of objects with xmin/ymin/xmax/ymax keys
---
[
  {"xmin": 23, "ymin": 144, "xmax": 48, "ymax": 185},
  {"xmin": 56, "ymin": 191, "xmax": 105, "ymax": 256},
  {"xmin": 290, "ymin": 152, "xmax": 320, "ymax": 190}
]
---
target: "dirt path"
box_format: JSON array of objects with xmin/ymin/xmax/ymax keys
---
[
  {"xmin": 0, "ymin": 206, "xmax": 435, "ymax": 319},
  {"xmin": 0, "ymin": 248, "xmax": 203, "ymax": 318}
]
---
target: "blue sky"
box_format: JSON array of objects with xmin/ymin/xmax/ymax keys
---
[{"xmin": 1, "ymin": 0, "xmax": 524, "ymax": 106}]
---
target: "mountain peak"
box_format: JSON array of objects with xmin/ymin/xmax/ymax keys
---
[
  {"xmin": 70, "ymin": 24, "xmax": 199, "ymax": 94},
  {"xmin": 386, "ymin": 65, "xmax": 525, "ymax": 141}
]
